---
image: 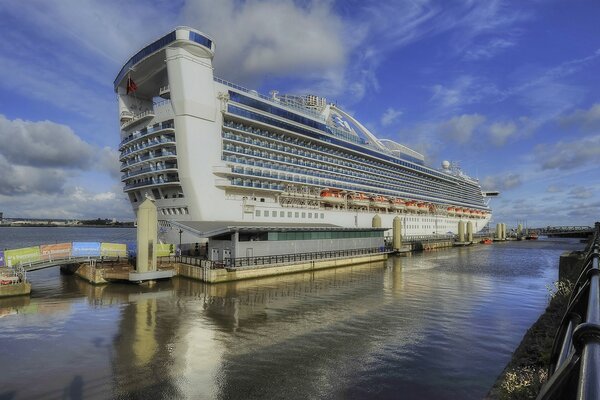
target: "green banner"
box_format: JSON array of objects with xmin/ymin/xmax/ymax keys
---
[
  {"xmin": 156, "ymin": 243, "xmax": 174, "ymax": 257},
  {"xmin": 5, "ymin": 246, "xmax": 41, "ymax": 266}
]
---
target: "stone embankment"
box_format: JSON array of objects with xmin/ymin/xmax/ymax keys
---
[{"xmin": 486, "ymin": 250, "xmax": 584, "ymax": 399}]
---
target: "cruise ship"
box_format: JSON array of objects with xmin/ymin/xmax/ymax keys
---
[{"xmin": 114, "ymin": 27, "xmax": 494, "ymax": 242}]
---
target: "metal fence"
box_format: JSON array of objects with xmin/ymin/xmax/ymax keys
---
[
  {"xmin": 536, "ymin": 221, "xmax": 600, "ymax": 400},
  {"xmin": 225, "ymin": 247, "xmax": 389, "ymax": 269}
]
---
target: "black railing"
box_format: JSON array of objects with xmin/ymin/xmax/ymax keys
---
[
  {"xmin": 536, "ymin": 222, "xmax": 600, "ymax": 400},
  {"xmin": 226, "ymin": 247, "xmax": 389, "ymax": 269}
]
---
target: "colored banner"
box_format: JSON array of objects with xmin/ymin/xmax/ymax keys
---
[
  {"xmin": 100, "ymin": 243, "xmax": 127, "ymax": 257},
  {"xmin": 5, "ymin": 246, "xmax": 41, "ymax": 267},
  {"xmin": 0, "ymin": 251, "xmax": 4, "ymax": 267},
  {"xmin": 71, "ymin": 242, "xmax": 101, "ymax": 257},
  {"xmin": 126, "ymin": 242, "xmax": 137, "ymax": 257},
  {"xmin": 156, "ymin": 243, "xmax": 174, "ymax": 257},
  {"xmin": 40, "ymin": 243, "xmax": 72, "ymax": 261}
]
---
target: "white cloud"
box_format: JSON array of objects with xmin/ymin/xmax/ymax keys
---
[
  {"xmin": 546, "ymin": 185, "xmax": 563, "ymax": 193},
  {"xmin": 535, "ymin": 135, "xmax": 600, "ymax": 170},
  {"xmin": 181, "ymin": 0, "xmax": 346, "ymax": 87},
  {"xmin": 488, "ymin": 121, "xmax": 517, "ymax": 146},
  {"xmin": 0, "ymin": 185, "xmax": 131, "ymax": 220},
  {"xmin": 0, "ymin": 115, "xmax": 94, "ymax": 168},
  {"xmin": 437, "ymin": 114, "xmax": 486, "ymax": 144},
  {"xmin": 464, "ymin": 38, "xmax": 515, "ymax": 60},
  {"xmin": 381, "ymin": 108, "xmax": 403, "ymax": 127},
  {"xmin": 569, "ymin": 186, "xmax": 594, "ymax": 200},
  {"xmin": 560, "ymin": 103, "xmax": 600, "ymax": 131},
  {"xmin": 481, "ymin": 173, "xmax": 522, "ymax": 191}
]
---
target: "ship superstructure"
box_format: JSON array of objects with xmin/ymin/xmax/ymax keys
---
[{"xmin": 114, "ymin": 27, "xmax": 492, "ymax": 241}]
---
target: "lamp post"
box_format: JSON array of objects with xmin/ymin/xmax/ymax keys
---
[{"xmin": 178, "ymin": 229, "xmax": 183, "ymax": 259}]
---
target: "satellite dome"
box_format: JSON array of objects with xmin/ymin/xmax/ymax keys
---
[{"xmin": 442, "ymin": 160, "xmax": 450, "ymax": 169}]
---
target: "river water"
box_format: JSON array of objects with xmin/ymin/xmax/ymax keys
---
[{"xmin": 0, "ymin": 227, "xmax": 583, "ymax": 399}]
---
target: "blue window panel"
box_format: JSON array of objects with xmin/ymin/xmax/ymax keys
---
[{"xmin": 189, "ymin": 31, "xmax": 212, "ymax": 49}]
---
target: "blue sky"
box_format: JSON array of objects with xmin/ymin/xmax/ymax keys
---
[{"xmin": 0, "ymin": 0, "xmax": 599, "ymax": 226}]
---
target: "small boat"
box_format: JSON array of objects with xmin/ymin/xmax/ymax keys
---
[
  {"xmin": 391, "ymin": 198, "xmax": 406, "ymax": 211},
  {"xmin": 405, "ymin": 201, "xmax": 419, "ymax": 212},
  {"xmin": 320, "ymin": 189, "xmax": 345, "ymax": 205},
  {"xmin": 417, "ymin": 203, "xmax": 428, "ymax": 213},
  {"xmin": 370, "ymin": 195, "xmax": 389, "ymax": 209},
  {"xmin": 348, "ymin": 192, "xmax": 370, "ymax": 207},
  {"xmin": 481, "ymin": 238, "xmax": 492, "ymax": 244},
  {"xmin": 526, "ymin": 233, "xmax": 538, "ymax": 240}
]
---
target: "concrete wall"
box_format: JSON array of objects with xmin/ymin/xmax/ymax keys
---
[{"xmin": 175, "ymin": 253, "xmax": 388, "ymax": 283}]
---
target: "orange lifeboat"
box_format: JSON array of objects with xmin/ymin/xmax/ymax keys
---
[
  {"xmin": 406, "ymin": 200, "xmax": 419, "ymax": 212},
  {"xmin": 417, "ymin": 202, "xmax": 428, "ymax": 213},
  {"xmin": 370, "ymin": 195, "xmax": 389, "ymax": 209},
  {"xmin": 320, "ymin": 189, "xmax": 345, "ymax": 205},
  {"xmin": 448, "ymin": 207, "xmax": 456, "ymax": 215},
  {"xmin": 349, "ymin": 192, "xmax": 370, "ymax": 207},
  {"xmin": 391, "ymin": 198, "xmax": 406, "ymax": 211}
]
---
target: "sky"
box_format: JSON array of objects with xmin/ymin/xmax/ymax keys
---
[{"xmin": 0, "ymin": 0, "xmax": 599, "ymax": 226}]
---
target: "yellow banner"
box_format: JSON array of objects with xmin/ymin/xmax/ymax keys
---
[
  {"xmin": 100, "ymin": 243, "xmax": 127, "ymax": 257},
  {"xmin": 156, "ymin": 243, "xmax": 174, "ymax": 257},
  {"xmin": 5, "ymin": 246, "xmax": 41, "ymax": 266}
]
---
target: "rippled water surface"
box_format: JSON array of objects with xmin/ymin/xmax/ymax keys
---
[{"xmin": 0, "ymin": 229, "xmax": 583, "ymax": 399}]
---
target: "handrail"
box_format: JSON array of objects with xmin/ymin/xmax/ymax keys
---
[
  {"xmin": 536, "ymin": 221, "xmax": 600, "ymax": 400},
  {"xmin": 225, "ymin": 246, "xmax": 389, "ymax": 269}
]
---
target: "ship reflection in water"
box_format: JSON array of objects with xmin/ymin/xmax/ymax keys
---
[{"xmin": 0, "ymin": 239, "xmax": 582, "ymax": 399}]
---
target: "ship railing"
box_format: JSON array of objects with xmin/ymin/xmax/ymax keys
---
[
  {"xmin": 536, "ymin": 221, "xmax": 600, "ymax": 400},
  {"xmin": 119, "ymin": 121, "xmax": 175, "ymax": 148},
  {"xmin": 214, "ymin": 76, "xmax": 326, "ymax": 122},
  {"xmin": 158, "ymin": 255, "xmax": 214, "ymax": 268},
  {"xmin": 124, "ymin": 177, "xmax": 180, "ymax": 190},
  {"xmin": 223, "ymin": 247, "xmax": 390, "ymax": 269},
  {"xmin": 120, "ymin": 137, "xmax": 177, "ymax": 157}
]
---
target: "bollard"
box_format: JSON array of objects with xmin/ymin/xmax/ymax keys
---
[
  {"xmin": 458, "ymin": 221, "xmax": 465, "ymax": 242},
  {"xmin": 467, "ymin": 221, "xmax": 473, "ymax": 243},
  {"xmin": 393, "ymin": 216, "xmax": 402, "ymax": 251}
]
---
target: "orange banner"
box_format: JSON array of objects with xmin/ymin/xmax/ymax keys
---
[{"xmin": 40, "ymin": 243, "xmax": 72, "ymax": 261}]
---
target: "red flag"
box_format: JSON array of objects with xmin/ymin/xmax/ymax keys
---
[{"xmin": 126, "ymin": 76, "xmax": 138, "ymax": 94}]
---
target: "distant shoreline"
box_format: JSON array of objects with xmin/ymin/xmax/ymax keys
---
[{"xmin": 0, "ymin": 224, "xmax": 135, "ymax": 228}]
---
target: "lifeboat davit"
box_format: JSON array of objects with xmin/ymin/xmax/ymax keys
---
[
  {"xmin": 391, "ymin": 198, "xmax": 406, "ymax": 211},
  {"xmin": 349, "ymin": 192, "xmax": 370, "ymax": 207},
  {"xmin": 370, "ymin": 195, "xmax": 389, "ymax": 209},
  {"xmin": 320, "ymin": 189, "xmax": 345, "ymax": 205}
]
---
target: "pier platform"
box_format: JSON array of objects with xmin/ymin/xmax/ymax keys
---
[{"xmin": 0, "ymin": 282, "xmax": 31, "ymax": 298}]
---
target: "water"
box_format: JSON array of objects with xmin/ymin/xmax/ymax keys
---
[
  {"xmin": 0, "ymin": 227, "xmax": 136, "ymax": 250},
  {"xmin": 0, "ymin": 229, "xmax": 583, "ymax": 399}
]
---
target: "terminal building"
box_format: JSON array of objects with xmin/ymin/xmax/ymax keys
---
[{"xmin": 166, "ymin": 221, "xmax": 385, "ymax": 263}]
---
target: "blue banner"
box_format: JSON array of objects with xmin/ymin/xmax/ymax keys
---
[
  {"xmin": 126, "ymin": 242, "xmax": 137, "ymax": 257},
  {"xmin": 72, "ymin": 242, "xmax": 101, "ymax": 257},
  {"xmin": 0, "ymin": 251, "xmax": 4, "ymax": 267}
]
